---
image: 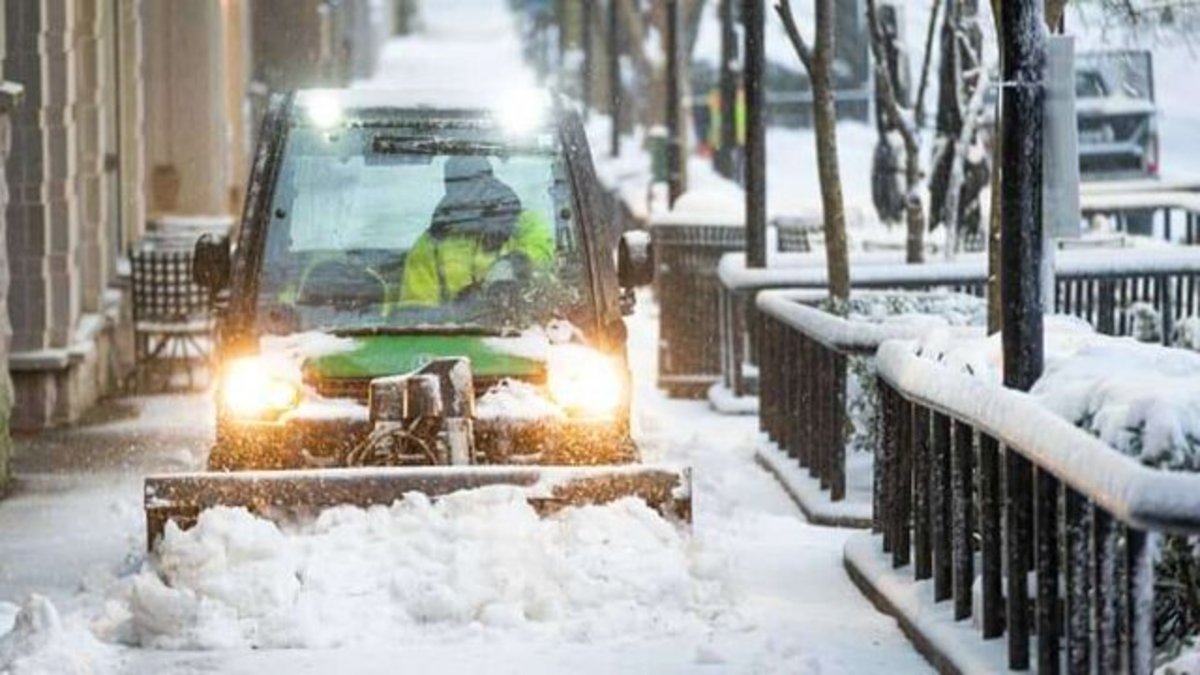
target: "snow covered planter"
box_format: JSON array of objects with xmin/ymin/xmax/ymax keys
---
[
  {"xmin": 752, "ymin": 289, "xmax": 984, "ymax": 527},
  {"xmin": 846, "ymin": 334, "xmax": 1200, "ymax": 674}
]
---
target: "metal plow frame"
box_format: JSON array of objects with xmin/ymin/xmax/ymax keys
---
[{"xmin": 144, "ymin": 465, "xmax": 692, "ymax": 549}]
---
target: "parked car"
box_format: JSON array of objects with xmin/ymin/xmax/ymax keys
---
[{"xmin": 1075, "ymin": 49, "xmax": 1159, "ymax": 180}]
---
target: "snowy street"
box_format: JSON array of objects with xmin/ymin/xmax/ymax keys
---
[
  {"xmin": 6, "ymin": 0, "xmax": 1200, "ymax": 672},
  {"xmin": 0, "ymin": 295, "xmax": 931, "ymax": 673},
  {"xmin": 0, "ymin": 1, "xmax": 932, "ymax": 672}
]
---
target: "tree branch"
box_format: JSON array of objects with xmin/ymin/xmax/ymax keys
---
[
  {"xmin": 866, "ymin": 0, "xmax": 915, "ymax": 148},
  {"xmin": 774, "ymin": 0, "xmax": 814, "ymax": 76},
  {"xmin": 913, "ymin": 0, "xmax": 942, "ymax": 129}
]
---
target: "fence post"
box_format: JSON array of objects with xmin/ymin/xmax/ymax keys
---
[
  {"xmin": 978, "ymin": 433, "xmax": 1003, "ymax": 638},
  {"xmin": 1065, "ymin": 489, "xmax": 1091, "ymax": 671},
  {"xmin": 931, "ymin": 413, "xmax": 953, "ymax": 601},
  {"xmin": 1036, "ymin": 468, "xmax": 1061, "ymax": 673},
  {"xmin": 952, "ymin": 420, "xmax": 976, "ymax": 621},
  {"xmin": 1094, "ymin": 508, "xmax": 1120, "ymax": 673},
  {"xmin": 1125, "ymin": 528, "xmax": 1153, "ymax": 675}
]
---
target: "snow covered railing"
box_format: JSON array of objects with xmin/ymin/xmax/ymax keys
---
[
  {"xmin": 717, "ymin": 248, "xmax": 1200, "ymax": 398},
  {"xmin": 1080, "ymin": 189, "xmax": 1200, "ymax": 244},
  {"xmin": 753, "ymin": 290, "xmax": 981, "ymax": 523},
  {"xmin": 865, "ymin": 340, "xmax": 1200, "ymax": 673}
]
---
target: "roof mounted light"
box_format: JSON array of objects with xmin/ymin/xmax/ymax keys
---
[
  {"xmin": 305, "ymin": 91, "xmax": 344, "ymax": 129},
  {"xmin": 496, "ymin": 86, "xmax": 549, "ymax": 136}
]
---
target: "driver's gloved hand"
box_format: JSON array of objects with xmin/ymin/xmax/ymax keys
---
[{"xmin": 485, "ymin": 253, "xmax": 531, "ymax": 286}]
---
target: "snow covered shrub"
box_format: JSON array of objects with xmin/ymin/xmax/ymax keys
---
[
  {"xmin": 823, "ymin": 292, "xmax": 986, "ymax": 455},
  {"xmin": 1172, "ymin": 317, "xmax": 1200, "ymax": 353},
  {"xmin": 1126, "ymin": 301, "xmax": 1163, "ymax": 343},
  {"xmin": 1155, "ymin": 536, "xmax": 1200, "ymax": 663},
  {"xmin": 845, "ymin": 356, "xmax": 878, "ymax": 455}
]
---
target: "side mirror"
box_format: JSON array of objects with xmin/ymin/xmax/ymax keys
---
[
  {"xmin": 193, "ymin": 233, "xmax": 232, "ymax": 292},
  {"xmin": 617, "ymin": 231, "xmax": 654, "ymax": 288}
]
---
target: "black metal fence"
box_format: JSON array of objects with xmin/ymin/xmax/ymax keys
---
[
  {"xmin": 870, "ymin": 341, "xmax": 1200, "ymax": 673},
  {"xmin": 756, "ymin": 290, "xmax": 980, "ymax": 509},
  {"xmin": 720, "ymin": 250, "xmax": 1200, "ymax": 398}
]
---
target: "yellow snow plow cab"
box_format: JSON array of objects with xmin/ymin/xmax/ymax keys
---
[{"xmin": 143, "ymin": 90, "xmax": 687, "ymax": 548}]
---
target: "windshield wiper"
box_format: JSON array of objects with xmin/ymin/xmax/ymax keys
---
[{"xmin": 329, "ymin": 325, "xmax": 520, "ymax": 338}]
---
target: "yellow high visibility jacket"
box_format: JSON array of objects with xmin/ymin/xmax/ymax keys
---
[
  {"xmin": 707, "ymin": 87, "xmax": 747, "ymax": 149},
  {"xmin": 397, "ymin": 210, "xmax": 555, "ymax": 307}
]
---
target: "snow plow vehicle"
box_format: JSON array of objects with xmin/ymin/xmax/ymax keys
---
[{"xmin": 144, "ymin": 89, "xmax": 688, "ymax": 547}]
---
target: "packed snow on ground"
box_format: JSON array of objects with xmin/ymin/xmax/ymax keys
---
[{"xmin": 0, "ymin": 595, "xmax": 114, "ymax": 675}]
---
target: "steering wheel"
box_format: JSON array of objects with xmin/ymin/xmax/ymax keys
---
[{"xmin": 296, "ymin": 259, "xmax": 388, "ymax": 311}]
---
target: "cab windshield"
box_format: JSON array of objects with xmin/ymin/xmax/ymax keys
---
[{"xmin": 257, "ymin": 123, "xmax": 590, "ymax": 335}]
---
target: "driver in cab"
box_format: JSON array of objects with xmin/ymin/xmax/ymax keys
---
[{"xmin": 398, "ymin": 156, "xmax": 554, "ymax": 306}]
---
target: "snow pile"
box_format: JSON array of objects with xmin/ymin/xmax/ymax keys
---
[
  {"xmin": 260, "ymin": 332, "xmax": 360, "ymax": 362},
  {"xmin": 0, "ymin": 595, "xmax": 113, "ymax": 674},
  {"xmin": 256, "ymin": 331, "xmax": 361, "ymax": 384},
  {"xmin": 844, "ymin": 292, "xmax": 987, "ymax": 328},
  {"xmin": 115, "ymin": 490, "xmax": 729, "ymax": 650},
  {"xmin": 1032, "ymin": 341, "xmax": 1200, "ymax": 470},
  {"xmin": 1173, "ymin": 316, "xmax": 1200, "ymax": 352},
  {"xmin": 914, "ymin": 317, "xmax": 1200, "ymax": 469},
  {"xmin": 475, "ymin": 379, "xmax": 563, "ymax": 420}
]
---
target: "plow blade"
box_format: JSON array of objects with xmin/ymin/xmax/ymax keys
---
[{"xmin": 144, "ymin": 465, "xmax": 691, "ymax": 549}]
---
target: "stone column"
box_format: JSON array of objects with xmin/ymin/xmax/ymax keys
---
[
  {"xmin": 116, "ymin": 0, "xmax": 145, "ymax": 249},
  {"xmin": 143, "ymin": 0, "xmax": 230, "ymax": 215},
  {"xmin": 222, "ymin": 0, "xmax": 252, "ymax": 213},
  {"xmin": 7, "ymin": 0, "xmax": 81, "ymax": 354},
  {"xmin": 75, "ymin": 0, "xmax": 109, "ymax": 313},
  {"xmin": 0, "ymin": 0, "xmax": 14, "ymax": 492}
]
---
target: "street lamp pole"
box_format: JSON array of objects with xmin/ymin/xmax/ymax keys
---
[
  {"xmin": 742, "ymin": 0, "xmax": 766, "ymax": 268},
  {"xmin": 582, "ymin": 0, "xmax": 593, "ymax": 118},
  {"xmin": 717, "ymin": 0, "xmax": 738, "ymax": 180},
  {"xmin": 665, "ymin": 0, "xmax": 683, "ymax": 206},
  {"xmin": 608, "ymin": 0, "xmax": 621, "ymax": 157}
]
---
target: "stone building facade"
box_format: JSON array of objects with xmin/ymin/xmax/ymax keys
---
[
  {"xmin": 2, "ymin": 0, "xmax": 389, "ymax": 434},
  {"xmin": 0, "ymin": 0, "xmax": 15, "ymax": 491}
]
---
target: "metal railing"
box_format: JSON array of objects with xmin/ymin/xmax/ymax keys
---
[
  {"xmin": 872, "ymin": 341, "xmax": 1200, "ymax": 673},
  {"xmin": 756, "ymin": 290, "xmax": 981, "ymax": 508},
  {"xmin": 719, "ymin": 249, "xmax": 1200, "ymax": 398}
]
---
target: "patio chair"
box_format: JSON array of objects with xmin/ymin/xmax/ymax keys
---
[{"xmin": 130, "ymin": 247, "xmax": 214, "ymax": 391}]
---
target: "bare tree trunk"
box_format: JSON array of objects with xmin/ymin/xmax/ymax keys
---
[{"xmin": 777, "ymin": 0, "xmax": 851, "ymax": 301}]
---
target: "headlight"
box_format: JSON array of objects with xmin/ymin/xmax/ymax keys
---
[
  {"xmin": 547, "ymin": 346, "xmax": 625, "ymax": 418},
  {"xmin": 220, "ymin": 356, "xmax": 301, "ymax": 421}
]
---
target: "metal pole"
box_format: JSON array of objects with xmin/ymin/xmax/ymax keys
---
[
  {"xmin": 1000, "ymin": 0, "xmax": 1045, "ymax": 391},
  {"xmin": 665, "ymin": 0, "xmax": 683, "ymax": 206},
  {"xmin": 743, "ymin": 0, "xmax": 766, "ymax": 268},
  {"xmin": 608, "ymin": 0, "xmax": 621, "ymax": 157},
  {"xmin": 1000, "ymin": 4, "xmax": 1044, "ymax": 670},
  {"xmin": 717, "ymin": 0, "xmax": 737, "ymax": 179},
  {"xmin": 581, "ymin": 0, "xmax": 593, "ymax": 117}
]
